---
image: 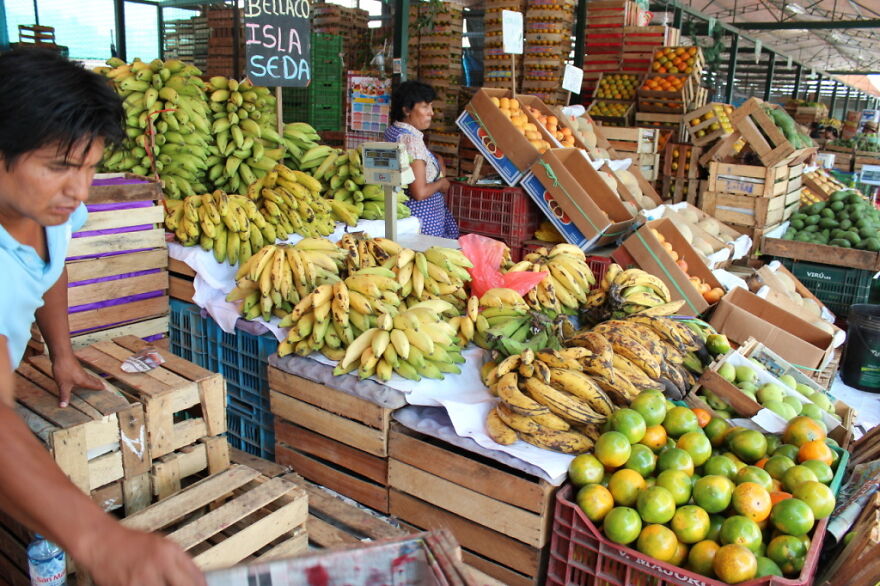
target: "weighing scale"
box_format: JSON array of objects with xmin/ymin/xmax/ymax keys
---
[{"xmin": 360, "ymin": 142, "xmax": 414, "ymax": 241}]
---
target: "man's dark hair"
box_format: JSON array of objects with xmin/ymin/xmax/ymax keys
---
[
  {"xmin": 390, "ymin": 80, "xmax": 437, "ymax": 122},
  {"xmin": 0, "ymin": 48, "xmax": 123, "ymax": 167}
]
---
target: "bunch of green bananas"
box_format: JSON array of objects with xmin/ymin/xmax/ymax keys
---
[
  {"xmin": 283, "ymin": 122, "xmax": 323, "ymax": 168},
  {"xmin": 581, "ymin": 264, "xmax": 687, "ymax": 324},
  {"xmin": 225, "ymin": 239, "xmax": 347, "ymax": 321},
  {"xmin": 96, "ymin": 57, "xmax": 213, "ymax": 199},
  {"xmin": 164, "ymin": 192, "xmax": 271, "ymax": 265},
  {"xmin": 333, "ymin": 302, "xmax": 466, "ymax": 381},
  {"xmin": 205, "ymin": 76, "xmax": 289, "ymax": 194},
  {"xmin": 481, "ymin": 348, "xmax": 613, "ymax": 453},
  {"xmin": 505, "ymin": 244, "xmax": 597, "ymax": 317},
  {"xmin": 466, "ymin": 288, "xmax": 559, "ymax": 356},
  {"xmin": 247, "ymin": 164, "xmax": 336, "ymax": 239}
]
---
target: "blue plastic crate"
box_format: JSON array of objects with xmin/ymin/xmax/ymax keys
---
[
  {"xmin": 226, "ymin": 402, "xmax": 275, "ymax": 460},
  {"xmin": 169, "ymin": 299, "xmax": 210, "ymax": 369}
]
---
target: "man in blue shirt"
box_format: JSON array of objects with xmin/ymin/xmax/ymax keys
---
[{"xmin": 0, "ymin": 50, "xmax": 204, "ymax": 585}]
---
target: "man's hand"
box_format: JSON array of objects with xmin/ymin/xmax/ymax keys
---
[
  {"xmin": 51, "ymin": 354, "xmax": 103, "ymax": 407},
  {"xmin": 78, "ymin": 524, "xmax": 206, "ymax": 586}
]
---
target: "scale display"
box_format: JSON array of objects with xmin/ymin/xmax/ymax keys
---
[
  {"xmin": 360, "ymin": 142, "xmax": 406, "ymax": 186},
  {"xmin": 363, "ymin": 148, "xmax": 401, "ymax": 171}
]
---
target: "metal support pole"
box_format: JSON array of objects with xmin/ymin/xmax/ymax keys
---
[
  {"xmin": 157, "ymin": 5, "xmax": 164, "ymax": 60},
  {"xmin": 792, "ymin": 64, "xmax": 802, "ymax": 99},
  {"xmin": 0, "ymin": 0, "xmax": 8, "ymax": 51},
  {"xmin": 574, "ymin": 0, "xmax": 587, "ymax": 68},
  {"xmin": 32, "ymin": 0, "xmax": 38, "ymax": 25},
  {"xmin": 763, "ymin": 52, "xmax": 776, "ymax": 102},
  {"xmin": 114, "ymin": 0, "xmax": 126, "ymax": 61},
  {"xmin": 842, "ymin": 86, "xmax": 851, "ymax": 115},
  {"xmin": 725, "ymin": 34, "xmax": 739, "ymax": 104},
  {"xmin": 393, "ymin": 0, "xmax": 410, "ymax": 82},
  {"xmin": 232, "ymin": 4, "xmax": 241, "ymax": 79},
  {"xmin": 829, "ymin": 82, "xmax": 838, "ymax": 118},
  {"xmin": 673, "ymin": 6, "xmax": 683, "ymax": 29},
  {"xmin": 813, "ymin": 75, "xmax": 823, "ymax": 103}
]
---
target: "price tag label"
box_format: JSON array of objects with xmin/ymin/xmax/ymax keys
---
[
  {"xmin": 562, "ymin": 64, "xmax": 583, "ymax": 94},
  {"xmin": 502, "ymin": 10, "xmax": 523, "ymax": 54},
  {"xmin": 754, "ymin": 40, "xmax": 762, "ymax": 63}
]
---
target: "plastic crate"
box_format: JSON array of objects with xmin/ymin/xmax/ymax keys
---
[
  {"xmin": 226, "ymin": 401, "xmax": 274, "ymax": 460},
  {"xmin": 777, "ymin": 257, "xmax": 875, "ymax": 317},
  {"xmin": 206, "ymin": 319, "xmax": 278, "ymax": 408},
  {"xmin": 168, "ymin": 299, "xmax": 210, "ymax": 369},
  {"xmin": 445, "ymin": 181, "xmax": 542, "ymax": 250},
  {"xmin": 547, "ymin": 484, "xmax": 828, "ymax": 586}
]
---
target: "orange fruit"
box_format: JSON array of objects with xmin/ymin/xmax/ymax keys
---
[
  {"xmin": 656, "ymin": 469, "xmax": 692, "ymax": 505},
  {"xmin": 770, "ymin": 491, "xmax": 793, "ymax": 506},
  {"xmin": 611, "ymin": 408, "xmax": 647, "ymax": 443},
  {"xmin": 736, "ymin": 466, "xmax": 774, "ymax": 492},
  {"xmin": 732, "ymin": 482, "xmax": 772, "ymax": 522},
  {"xmin": 640, "ymin": 424, "xmax": 668, "ymax": 452},
  {"xmin": 756, "ymin": 556, "xmax": 785, "ymax": 577},
  {"xmin": 677, "ymin": 431, "xmax": 712, "ymax": 466},
  {"xmin": 576, "ymin": 484, "xmax": 615, "ymax": 522},
  {"xmin": 658, "ymin": 447, "xmax": 695, "ymax": 476},
  {"xmin": 691, "ymin": 408, "xmax": 711, "ymax": 428},
  {"xmin": 669, "ymin": 540, "xmax": 689, "ymax": 566},
  {"xmin": 704, "ymin": 418, "xmax": 732, "ymax": 447},
  {"xmin": 766, "ymin": 534, "xmax": 807, "ymax": 575},
  {"xmin": 637, "ymin": 485, "xmax": 677, "ymax": 524},
  {"xmin": 801, "ymin": 459, "xmax": 833, "ymax": 484},
  {"xmin": 792, "ymin": 481, "xmax": 835, "ymax": 519},
  {"xmin": 782, "ymin": 465, "xmax": 818, "ymax": 493},
  {"xmin": 764, "ymin": 455, "xmax": 797, "ymax": 481},
  {"xmin": 608, "ymin": 469, "xmax": 646, "ymax": 506},
  {"xmin": 783, "ymin": 416, "xmax": 826, "ymax": 447},
  {"xmin": 773, "ymin": 443, "xmax": 800, "ymax": 461},
  {"xmin": 770, "ymin": 498, "xmax": 815, "ymax": 536},
  {"xmin": 568, "ymin": 454, "xmax": 606, "ymax": 486},
  {"xmin": 595, "ymin": 431, "xmax": 632, "ymax": 468},
  {"xmin": 671, "ymin": 505, "xmax": 711, "ymax": 544},
  {"xmin": 713, "ymin": 544, "xmax": 758, "ymax": 583},
  {"xmin": 630, "ymin": 391, "xmax": 667, "ymax": 426},
  {"xmin": 625, "ymin": 444, "xmax": 657, "ymax": 477},
  {"xmin": 663, "ymin": 406, "xmax": 700, "ymax": 437},
  {"xmin": 603, "ymin": 506, "xmax": 642, "ymax": 544},
  {"xmin": 797, "ymin": 439, "xmax": 834, "ymax": 465},
  {"xmin": 707, "ymin": 513, "xmax": 725, "ymax": 542},
  {"xmin": 729, "ymin": 429, "xmax": 768, "ymax": 463},
  {"xmin": 688, "ymin": 540, "xmax": 720, "ymax": 576},
  {"xmin": 693, "ymin": 475, "xmax": 735, "ymax": 514},
  {"xmin": 755, "ymin": 457, "xmax": 769, "ymax": 469},
  {"xmin": 637, "ymin": 524, "xmax": 679, "ymax": 562},
  {"xmin": 720, "ymin": 515, "xmax": 763, "ymax": 553},
  {"xmin": 704, "ymin": 455, "xmax": 738, "ymax": 480}
]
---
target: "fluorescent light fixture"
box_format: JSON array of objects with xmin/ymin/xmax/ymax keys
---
[{"xmin": 785, "ymin": 3, "xmax": 807, "ymax": 14}]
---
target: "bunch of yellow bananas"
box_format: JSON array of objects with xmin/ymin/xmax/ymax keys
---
[
  {"xmin": 225, "ymin": 239, "xmax": 346, "ymax": 321},
  {"xmin": 332, "ymin": 302, "xmax": 465, "ymax": 381},
  {"xmin": 396, "ymin": 246, "xmax": 473, "ymax": 311},
  {"xmin": 335, "ymin": 233, "xmax": 404, "ymax": 273},
  {"xmin": 246, "ymin": 164, "xmax": 336, "ymax": 239},
  {"xmin": 505, "ymin": 243, "xmax": 596, "ymax": 316},
  {"xmin": 448, "ymin": 296, "xmax": 480, "ymax": 346},
  {"xmin": 97, "ymin": 57, "xmax": 213, "ymax": 199},
  {"xmin": 481, "ymin": 348, "xmax": 615, "ymax": 453}
]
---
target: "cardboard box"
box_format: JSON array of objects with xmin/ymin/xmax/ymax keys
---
[
  {"xmin": 521, "ymin": 172, "xmax": 593, "ymax": 249},
  {"xmin": 457, "ymin": 88, "xmax": 544, "ymax": 186},
  {"xmin": 525, "ymin": 148, "xmax": 636, "ymax": 250},
  {"xmin": 709, "ymin": 287, "xmax": 835, "ymax": 371},
  {"xmin": 616, "ymin": 217, "xmax": 724, "ymax": 316}
]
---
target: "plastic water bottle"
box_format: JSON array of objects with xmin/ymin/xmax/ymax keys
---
[{"xmin": 27, "ymin": 535, "xmax": 66, "ymax": 586}]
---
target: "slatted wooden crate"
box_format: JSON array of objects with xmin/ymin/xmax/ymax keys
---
[
  {"xmin": 708, "ymin": 161, "xmax": 803, "ymax": 198},
  {"xmin": 388, "ymin": 424, "xmax": 557, "ymax": 586},
  {"xmin": 660, "ymin": 176, "xmax": 700, "ymax": 205},
  {"xmin": 599, "ymin": 126, "xmax": 658, "ymax": 154},
  {"xmin": 15, "ymin": 355, "xmax": 151, "ymax": 514},
  {"xmin": 663, "ymin": 143, "xmax": 702, "ymax": 179},
  {"xmin": 269, "ymin": 366, "xmax": 394, "ymax": 514},
  {"xmin": 168, "ymin": 258, "xmax": 196, "ymax": 304},
  {"xmin": 74, "ymin": 336, "xmax": 226, "ymax": 460},
  {"xmin": 151, "ymin": 436, "xmax": 230, "ymax": 500},
  {"xmin": 731, "ymin": 98, "xmax": 817, "ymax": 167},
  {"xmin": 701, "ymin": 189, "xmax": 801, "ymax": 227},
  {"xmin": 683, "ymin": 102, "xmax": 734, "ymax": 146},
  {"xmin": 65, "ymin": 174, "xmax": 169, "ymax": 349},
  {"xmin": 699, "ymin": 131, "xmax": 746, "ymax": 166}
]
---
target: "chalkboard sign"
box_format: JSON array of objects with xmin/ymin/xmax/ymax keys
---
[{"xmin": 243, "ymin": 0, "xmax": 311, "ymax": 87}]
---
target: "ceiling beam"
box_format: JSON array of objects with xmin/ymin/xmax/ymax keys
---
[{"xmin": 736, "ymin": 18, "xmax": 880, "ymax": 30}]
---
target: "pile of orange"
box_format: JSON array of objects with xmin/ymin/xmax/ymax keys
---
[
  {"xmin": 642, "ymin": 75, "xmax": 687, "ymax": 93},
  {"xmin": 652, "ymin": 46, "xmax": 700, "ymax": 74},
  {"xmin": 488, "ymin": 96, "xmax": 554, "ymax": 153},
  {"xmin": 569, "ymin": 398, "xmax": 840, "ymax": 582},
  {"xmin": 590, "ymin": 101, "xmax": 630, "ymax": 117},
  {"xmin": 595, "ymin": 73, "xmax": 640, "ymax": 101},
  {"xmin": 649, "ymin": 228, "xmax": 724, "ymax": 304}
]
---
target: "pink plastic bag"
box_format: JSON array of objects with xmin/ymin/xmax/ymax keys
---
[{"xmin": 459, "ymin": 234, "xmax": 548, "ymax": 299}]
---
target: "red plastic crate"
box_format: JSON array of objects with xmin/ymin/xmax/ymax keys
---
[
  {"xmin": 445, "ymin": 181, "xmax": 542, "ymax": 250},
  {"xmin": 547, "ymin": 484, "xmax": 827, "ymax": 586}
]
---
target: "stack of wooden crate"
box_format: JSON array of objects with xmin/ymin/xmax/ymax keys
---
[
  {"xmin": 601, "ymin": 127, "xmax": 661, "ymax": 181},
  {"xmin": 622, "ymin": 25, "xmax": 680, "ymax": 74},
  {"xmin": 521, "ymin": 0, "xmax": 577, "ymax": 105},
  {"xmin": 483, "ymin": 0, "xmax": 526, "ymax": 91},
  {"xmin": 312, "ymin": 3, "xmax": 371, "ymax": 70},
  {"xmin": 162, "ymin": 15, "xmax": 208, "ymax": 71},
  {"xmin": 702, "ymin": 161, "xmax": 805, "ymax": 251},
  {"xmin": 204, "ymin": 7, "xmax": 244, "ymax": 77},
  {"xmin": 660, "ymin": 142, "xmax": 703, "ymax": 203}
]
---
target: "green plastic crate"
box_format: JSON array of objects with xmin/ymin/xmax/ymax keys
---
[{"xmin": 777, "ymin": 257, "xmax": 875, "ymax": 317}]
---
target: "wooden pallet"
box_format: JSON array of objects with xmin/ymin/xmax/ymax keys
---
[
  {"xmin": 701, "ymin": 190, "xmax": 800, "ymax": 228},
  {"xmin": 15, "ymin": 356, "xmax": 151, "ymax": 514},
  {"xmin": 269, "ymin": 367, "xmax": 393, "ymax": 514},
  {"xmin": 388, "ymin": 424, "xmax": 557, "ymax": 586},
  {"xmin": 74, "ymin": 336, "xmax": 226, "ymax": 460}
]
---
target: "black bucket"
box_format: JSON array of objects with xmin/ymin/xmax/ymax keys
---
[{"xmin": 841, "ymin": 304, "xmax": 880, "ymax": 392}]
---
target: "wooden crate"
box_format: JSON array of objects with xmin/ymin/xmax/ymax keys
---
[
  {"xmin": 587, "ymin": 101, "xmax": 634, "ymax": 127},
  {"xmin": 854, "ymin": 154, "xmax": 880, "ymax": 172},
  {"xmin": 599, "ymin": 126, "xmax": 658, "ymax": 153},
  {"xmin": 15, "ymin": 355, "xmax": 151, "ymax": 514},
  {"xmin": 74, "ymin": 336, "xmax": 226, "ymax": 460},
  {"xmin": 168, "ymin": 257, "xmax": 196, "ymax": 304},
  {"xmin": 661, "ymin": 176, "xmax": 699, "ymax": 205},
  {"xmin": 663, "ymin": 143, "xmax": 702, "ymax": 179},
  {"xmin": 637, "ymin": 74, "xmax": 693, "ymax": 113},
  {"xmin": 727, "ymin": 222, "xmax": 784, "ymax": 256},
  {"xmin": 637, "ymin": 153, "xmax": 661, "ymax": 181},
  {"xmin": 683, "ymin": 102, "xmax": 733, "ymax": 146},
  {"xmin": 623, "ymin": 25, "xmax": 679, "ymax": 51},
  {"xmin": 120, "ymin": 464, "xmax": 308, "ymax": 572},
  {"xmin": 269, "ymin": 366, "xmax": 394, "ymax": 514},
  {"xmin": 802, "ymin": 169, "xmax": 849, "ymax": 199},
  {"xmin": 699, "ymin": 131, "xmax": 745, "ymax": 166},
  {"xmin": 586, "ymin": 0, "xmax": 638, "ymax": 28},
  {"xmin": 761, "ymin": 236, "xmax": 880, "ymax": 272},
  {"xmin": 388, "ymin": 424, "xmax": 557, "ymax": 586},
  {"xmin": 702, "ymin": 190, "xmax": 800, "ymax": 228},
  {"xmin": 708, "ymin": 161, "xmax": 802, "ymax": 198},
  {"xmin": 635, "ymin": 111, "xmax": 687, "ymax": 142},
  {"xmin": 730, "ymin": 97, "xmax": 814, "ymax": 167},
  {"xmin": 151, "ymin": 435, "xmax": 230, "ymax": 500}
]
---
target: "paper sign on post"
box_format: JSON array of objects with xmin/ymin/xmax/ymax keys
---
[
  {"xmin": 562, "ymin": 64, "xmax": 583, "ymax": 94},
  {"xmin": 502, "ymin": 10, "xmax": 523, "ymax": 54},
  {"xmin": 754, "ymin": 40, "xmax": 762, "ymax": 63}
]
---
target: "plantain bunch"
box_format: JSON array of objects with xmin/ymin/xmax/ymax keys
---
[
  {"xmin": 581, "ymin": 264, "xmax": 686, "ymax": 325},
  {"xmin": 504, "ymin": 243, "xmax": 596, "ymax": 317}
]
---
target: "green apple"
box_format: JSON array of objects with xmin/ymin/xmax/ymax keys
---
[
  {"xmin": 718, "ymin": 362, "xmax": 736, "ymax": 383},
  {"xmin": 737, "ymin": 382, "xmax": 759, "ymax": 394},
  {"xmin": 811, "ymin": 392, "xmax": 834, "ymax": 413},
  {"xmin": 778, "ymin": 374, "xmax": 798, "ymax": 390},
  {"xmin": 765, "ymin": 400, "xmax": 796, "ymax": 420},
  {"xmin": 740, "ymin": 388, "xmax": 758, "ymax": 402},
  {"xmin": 757, "ymin": 383, "xmax": 785, "ymax": 404},
  {"xmin": 801, "ymin": 403, "xmax": 824, "ymax": 421},
  {"xmin": 795, "ymin": 383, "xmax": 814, "ymax": 396},
  {"xmin": 782, "ymin": 395, "xmax": 804, "ymax": 415},
  {"xmin": 735, "ymin": 365, "xmax": 757, "ymax": 385},
  {"xmin": 703, "ymin": 390, "xmax": 729, "ymax": 411}
]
